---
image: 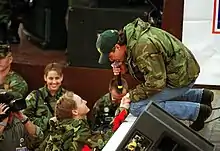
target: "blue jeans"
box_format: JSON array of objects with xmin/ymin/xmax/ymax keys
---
[{"xmin": 130, "ymin": 83, "xmax": 203, "ymax": 121}]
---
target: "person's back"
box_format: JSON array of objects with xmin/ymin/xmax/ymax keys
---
[
  {"xmin": 45, "ymin": 117, "xmax": 103, "ymax": 151},
  {"xmin": 124, "ymin": 18, "xmax": 200, "ymax": 88}
]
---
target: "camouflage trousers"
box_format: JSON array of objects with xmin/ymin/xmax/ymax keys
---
[{"xmin": 130, "ymin": 82, "xmax": 203, "ymax": 121}]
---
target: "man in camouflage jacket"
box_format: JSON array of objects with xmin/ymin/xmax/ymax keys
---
[
  {"xmin": 96, "ymin": 18, "xmax": 214, "ymax": 131},
  {"xmin": 0, "ymin": 44, "xmax": 28, "ymax": 98}
]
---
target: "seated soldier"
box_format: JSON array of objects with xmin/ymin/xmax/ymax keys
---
[
  {"xmin": 23, "ymin": 62, "xmax": 66, "ymax": 148},
  {"xmin": 0, "ymin": 93, "xmax": 44, "ymax": 151},
  {"xmin": 0, "ymin": 44, "xmax": 28, "ymax": 98},
  {"xmin": 92, "ymin": 77, "xmax": 128, "ymax": 131},
  {"xmin": 45, "ymin": 91, "xmax": 130, "ymax": 151}
]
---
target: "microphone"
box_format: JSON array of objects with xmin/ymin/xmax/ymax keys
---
[
  {"xmin": 117, "ymin": 72, "xmax": 123, "ymax": 94},
  {"xmin": 112, "ymin": 61, "xmax": 123, "ymax": 94}
]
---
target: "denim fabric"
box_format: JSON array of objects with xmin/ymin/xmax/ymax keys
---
[{"xmin": 130, "ymin": 83, "xmax": 203, "ymax": 121}]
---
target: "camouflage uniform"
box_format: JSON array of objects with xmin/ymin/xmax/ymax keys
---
[
  {"xmin": 0, "ymin": 70, "xmax": 28, "ymax": 98},
  {"xmin": 23, "ymin": 86, "xmax": 66, "ymax": 132},
  {"xmin": 0, "ymin": 45, "xmax": 28, "ymax": 98},
  {"xmin": 92, "ymin": 93, "xmax": 126, "ymax": 131},
  {"xmin": 123, "ymin": 18, "xmax": 200, "ymax": 101},
  {"xmin": 0, "ymin": 116, "xmax": 44, "ymax": 151},
  {"xmin": 96, "ymin": 18, "xmax": 204, "ymax": 120},
  {"xmin": 45, "ymin": 117, "xmax": 113, "ymax": 151},
  {"xmin": 23, "ymin": 86, "xmax": 65, "ymax": 149}
]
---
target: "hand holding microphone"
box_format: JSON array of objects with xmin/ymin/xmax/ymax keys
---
[{"xmin": 111, "ymin": 61, "xmax": 121, "ymax": 76}]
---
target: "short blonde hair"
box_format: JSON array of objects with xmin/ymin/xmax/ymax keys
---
[{"xmin": 55, "ymin": 91, "xmax": 77, "ymax": 120}]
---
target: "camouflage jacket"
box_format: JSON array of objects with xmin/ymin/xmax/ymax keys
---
[
  {"xmin": 0, "ymin": 70, "xmax": 28, "ymax": 98},
  {"xmin": 23, "ymin": 86, "xmax": 66, "ymax": 133},
  {"xmin": 92, "ymin": 93, "xmax": 126, "ymax": 131},
  {"xmin": 45, "ymin": 117, "xmax": 113, "ymax": 151},
  {"xmin": 124, "ymin": 18, "xmax": 200, "ymax": 102},
  {"xmin": 0, "ymin": 116, "xmax": 44, "ymax": 151}
]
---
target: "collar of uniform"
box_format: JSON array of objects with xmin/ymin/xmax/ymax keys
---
[{"xmin": 41, "ymin": 85, "xmax": 65, "ymax": 99}]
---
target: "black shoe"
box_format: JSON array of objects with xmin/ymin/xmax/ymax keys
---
[
  {"xmin": 200, "ymin": 89, "xmax": 214, "ymax": 108},
  {"xmin": 189, "ymin": 104, "xmax": 212, "ymax": 131}
]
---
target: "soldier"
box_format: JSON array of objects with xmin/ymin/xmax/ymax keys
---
[
  {"xmin": 96, "ymin": 18, "xmax": 214, "ymax": 131},
  {"xmin": 23, "ymin": 62, "xmax": 66, "ymax": 149},
  {"xmin": 0, "ymin": 94, "xmax": 44, "ymax": 151},
  {"xmin": 0, "ymin": 44, "xmax": 28, "ymax": 98},
  {"xmin": 92, "ymin": 77, "xmax": 129, "ymax": 131},
  {"xmin": 45, "ymin": 91, "xmax": 130, "ymax": 151}
]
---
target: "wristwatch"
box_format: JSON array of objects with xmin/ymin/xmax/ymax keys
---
[{"xmin": 21, "ymin": 115, "xmax": 29, "ymax": 125}]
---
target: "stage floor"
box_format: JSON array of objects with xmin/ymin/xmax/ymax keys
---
[
  {"xmin": 200, "ymin": 90, "xmax": 220, "ymax": 150},
  {"xmin": 12, "ymin": 25, "xmax": 67, "ymax": 66}
]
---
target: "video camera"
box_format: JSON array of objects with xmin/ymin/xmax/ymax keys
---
[{"xmin": 0, "ymin": 90, "xmax": 27, "ymax": 121}]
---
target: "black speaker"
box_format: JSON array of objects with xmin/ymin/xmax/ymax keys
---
[
  {"xmin": 23, "ymin": 0, "xmax": 68, "ymax": 49},
  {"xmin": 67, "ymin": 6, "xmax": 151, "ymax": 69},
  {"xmin": 103, "ymin": 102, "xmax": 216, "ymax": 151}
]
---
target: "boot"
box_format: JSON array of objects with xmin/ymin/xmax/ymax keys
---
[
  {"xmin": 200, "ymin": 89, "xmax": 214, "ymax": 109},
  {"xmin": 189, "ymin": 104, "xmax": 212, "ymax": 131}
]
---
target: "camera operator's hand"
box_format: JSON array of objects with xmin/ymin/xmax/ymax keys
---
[
  {"xmin": 0, "ymin": 104, "xmax": 9, "ymax": 132},
  {"xmin": 0, "ymin": 103, "xmax": 9, "ymax": 115},
  {"xmin": 120, "ymin": 93, "xmax": 131, "ymax": 110},
  {"xmin": 13, "ymin": 111, "xmax": 26, "ymax": 121}
]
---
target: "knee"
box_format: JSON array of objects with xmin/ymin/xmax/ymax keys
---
[{"xmin": 129, "ymin": 104, "xmax": 146, "ymax": 117}]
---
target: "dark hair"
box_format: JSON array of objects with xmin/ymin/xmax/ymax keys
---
[
  {"xmin": 44, "ymin": 62, "xmax": 63, "ymax": 76},
  {"xmin": 109, "ymin": 77, "xmax": 128, "ymax": 92},
  {"xmin": 117, "ymin": 30, "xmax": 127, "ymax": 46}
]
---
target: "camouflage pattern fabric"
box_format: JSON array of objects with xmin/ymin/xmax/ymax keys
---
[
  {"xmin": 45, "ymin": 118, "xmax": 113, "ymax": 151},
  {"xmin": 23, "ymin": 86, "xmax": 66, "ymax": 133},
  {"xmin": 0, "ymin": 70, "xmax": 28, "ymax": 98},
  {"xmin": 124, "ymin": 18, "xmax": 200, "ymax": 102},
  {"xmin": 0, "ymin": 116, "xmax": 44, "ymax": 151},
  {"xmin": 0, "ymin": 0, "xmax": 11, "ymax": 23},
  {"xmin": 92, "ymin": 93, "xmax": 128, "ymax": 130},
  {"xmin": 92, "ymin": 93, "xmax": 117, "ymax": 129},
  {"xmin": 0, "ymin": 44, "xmax": 10, "ymax": 57}
]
